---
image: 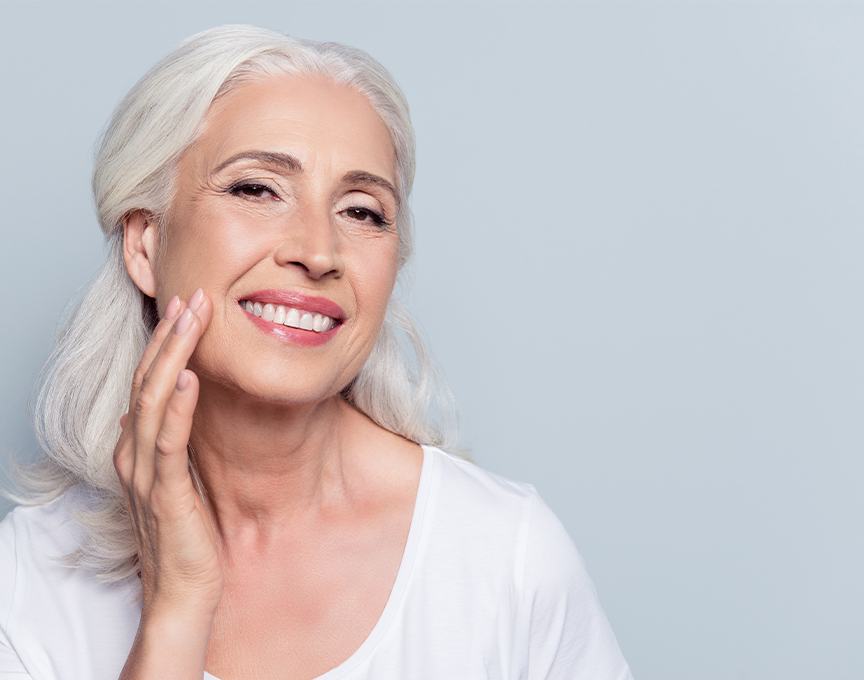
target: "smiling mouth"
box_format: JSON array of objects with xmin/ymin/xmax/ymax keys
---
[{"xmin": 238, "ymin": 300, "xmax": 343, "ymax": 334}]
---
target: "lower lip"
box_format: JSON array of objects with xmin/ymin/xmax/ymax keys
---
[{"xmin": 239, "ymin": 302, "xmax": 342, "ymax": 347}]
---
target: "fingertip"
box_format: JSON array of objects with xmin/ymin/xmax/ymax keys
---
[
  {"xmin": 164, "ymin": 294, "xmax": 181, "ymax": 321},
  {"xmin": 175, "ymin": 369, "xmax": 192, "ymax": 391},
  {"xmin": 174, "ymin": 369, "xmax": 200, "ymax": 396},
  {"xmin": 194, "ymin": 294, "xmax": 213, "ymax": 326},
  {"xmin": 155, "ymin": 299, "xmax": 189, "ymax": 341}
]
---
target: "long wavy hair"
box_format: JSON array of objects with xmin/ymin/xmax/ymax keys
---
[{"xmin": 0, "ymin": 24, "xmax": 470, "ymax": 585}]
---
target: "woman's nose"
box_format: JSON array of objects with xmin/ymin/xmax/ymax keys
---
[{"xmin": 273, "ymin": 202, "xmax": 343, "ymax": 280}]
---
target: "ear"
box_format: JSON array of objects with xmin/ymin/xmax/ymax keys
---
[{"xmin": 122, "ymin": 210, "xmax": 160, "ymax": 298}]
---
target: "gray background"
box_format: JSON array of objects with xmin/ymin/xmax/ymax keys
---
[{"xmin": 1, "ymin": 1, "xmax": 862, "ymax": 678}]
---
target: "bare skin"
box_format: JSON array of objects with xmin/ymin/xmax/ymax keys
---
[{"xmin": 115, "ymin": 73, "xmax": 424, "ymax": 679}]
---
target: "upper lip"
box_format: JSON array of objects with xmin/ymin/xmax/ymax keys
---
[{"xmin": 238, "ymin": 289, "xmax": 346, "ymax": 321}]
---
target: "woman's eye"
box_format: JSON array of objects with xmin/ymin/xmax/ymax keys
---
[
  {"xmin": 226, "ymin": 185, "xmax": 388, "ymax": 227},
  {"xmin": 344, "ymin": 207, "xmax": 389, "ymax": 228},
  {"xmin": 228, "ymin": 182, "xmax": 279, "ymax": 201}
]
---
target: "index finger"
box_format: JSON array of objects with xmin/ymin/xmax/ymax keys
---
[
  {"xmin": 126, "ymin": 294, "xmax": 187, "ymax": 424},
  {"xmin": 130, "ymin": 291, "xmax": 212, "ymax": 492}
]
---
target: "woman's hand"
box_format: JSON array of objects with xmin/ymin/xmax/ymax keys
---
[{"xmin": 112, "ymin": 287, "xmax": 224, "ymax": 622}]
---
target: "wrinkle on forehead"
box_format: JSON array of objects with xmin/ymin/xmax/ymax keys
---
[{"xmin": 188, "ymin": 73, "xmax": 397, "ymax": 187}]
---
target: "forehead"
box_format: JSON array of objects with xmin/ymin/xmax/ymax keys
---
[{"xmin": 189, "ymin": 73, "xmax": 396, "ymax": 179}]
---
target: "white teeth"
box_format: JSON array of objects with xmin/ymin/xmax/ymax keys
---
[
  {"xmin": 299, "ymin": 312, "xmax": 314, "ymax": 331},
  {"xmin": 241, "ymin": 301, "xmax": 337, "ymax": 333}
]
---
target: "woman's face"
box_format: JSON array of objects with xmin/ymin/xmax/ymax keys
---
[{"xmin": 135, "ymin": 73, "xmax": 401, "ymax": 404}]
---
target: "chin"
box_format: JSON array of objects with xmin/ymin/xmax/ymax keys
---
[{"xmin": 204, "ymin": 364, "xmax": 343, "ymax": 404}]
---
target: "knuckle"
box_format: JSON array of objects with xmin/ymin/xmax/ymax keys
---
[
  {"xmin": 154, "ymin": 431, "xmax": 175, "ymax": 456},
  {"xmin": 112, "ymin": 447, "xmax": 128, "ymax": 476},
  {"xmin": 131, "ymin": 478, "xmax": 150, "ymax": 502},
  {"xmin": 148, "ymin": 484, "xmax": 187, "ymax": 520},
  {"xmin": 134, "ymin": 388, "xmax": 158, "ymax": 417},
  {"xmin": 113, "ymin": 460, "xmax": 126, "ymax": 482},
  {"xmin": 148, "ymin": 485, "xmax": 171, "ymax": 513},
  {"xmin": 131, "ymin": 367, "xmax": 147, "ymax": 392}
]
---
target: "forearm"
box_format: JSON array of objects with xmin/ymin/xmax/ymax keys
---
[{"xmin": 118, "ymin": 608, "xmax": 214, "ymax": 680}]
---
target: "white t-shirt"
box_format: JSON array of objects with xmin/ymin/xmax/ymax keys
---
[{"xmin": 0, "ymin": 443, "xmax": 634, "ymax": 679}]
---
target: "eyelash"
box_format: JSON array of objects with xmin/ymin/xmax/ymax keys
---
[{"xmin": 226, "ymin": 181, "xmax": 392, "ymax": 228}]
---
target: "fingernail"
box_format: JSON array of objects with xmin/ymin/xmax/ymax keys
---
[
  {"xmin": 174, "ymin": 308, "xmax": 194, "ymax": 334},
  {"xmin": 189, "ymin": 287, "xmax": 204, "ymax": 312},
  {"xmin": 165, "ymin": 295, "xmax": 181, "ymax": 320},
  {"xmin": 175, "ymin": 370, "xmax": 191, "ymax": 391}
]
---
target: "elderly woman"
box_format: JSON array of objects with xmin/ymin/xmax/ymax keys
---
[{"xmin": 0, "ymin": 24, "xmax": 633, "ymax": 680}]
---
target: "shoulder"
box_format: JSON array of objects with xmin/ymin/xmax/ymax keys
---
[
  {"xmin": 516, "ymin": 485, "xmax": 589, "ymax": 594},
  {"xmin": 423, "ymin": 447, "xmax": 633, "ymax": 677},
  {"xmin": 0, "ymin": 485, "xmax": 88, "ymax": 559},
  {"xmin": 419, "ymin": 444, "xmax": 540, "ymax": 582},
  {"xmin": 0, "ymin": 487, "xmax": 142, "ymax": 679},
  {"xmin": 0, "ymin": 485, "xmax": 90, "ymax": 624},
  {"xmin": 427, "ymin": 448, "xmax": 594, "ymax": 597},
  {"xmin": 509, "ymin": 486, "xmax": 635, "ymax": 679},
  {"xmin": 428, "ymin": 444, "xmax": 534, "ymax": 502},
  {"xmin": 426, "ymin": 444, "xmax": 536, "ymax": 534}
]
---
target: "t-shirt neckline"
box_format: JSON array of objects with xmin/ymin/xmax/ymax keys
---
[{"xmin": 204, "ymin": 442, "xmax": 438, "ymax": 680}]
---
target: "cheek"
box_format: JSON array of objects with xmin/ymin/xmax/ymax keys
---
[
  {"xmin": 186, "ymin": 294, "xmax": 246, "ymax": 384},
  {"xmin": 349, "ymin": 234, "xmax": 398, "ymax": 277},
  {"xmin": 353, "ymin": 263, "xmax": 398, "ymax": 321},
  {"xmin": 189, "ymin": 209, "xmax": 263, "ymax": 258},
  {"xmin": 172, "ymin": 212, "xmax": 267, "ymax": 281}
]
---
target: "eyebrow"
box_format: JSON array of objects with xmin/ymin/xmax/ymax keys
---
[{"xmin": 212, "ymin": 150, "xmax": 401, "ymax": 212}]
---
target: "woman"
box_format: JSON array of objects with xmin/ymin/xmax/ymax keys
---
[{"xmin": 0, "ymin": 24, "xmax": 633, "ymax": 680}]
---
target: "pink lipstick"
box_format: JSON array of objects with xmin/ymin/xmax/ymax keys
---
[{"xmin": 237, "ymin": 290, "xmax": 345, "ymax": 347}]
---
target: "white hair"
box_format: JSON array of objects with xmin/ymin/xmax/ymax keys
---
[{"xmin": 0, "ymin": 24, "xmax": 470, "ymax": 585}]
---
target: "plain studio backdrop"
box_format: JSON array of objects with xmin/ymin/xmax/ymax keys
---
[{"xmin": 1, "ymin": 1, "xmax": 862, "ymax": 678}]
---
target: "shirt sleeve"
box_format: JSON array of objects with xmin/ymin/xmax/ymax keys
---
[
  {"xmin": 0, "ymin": 509, "xmax": 33, "ymax": 677},
  {"xmin": 516, "ymin": 486, "xmax": 634, "ymax": 680}
]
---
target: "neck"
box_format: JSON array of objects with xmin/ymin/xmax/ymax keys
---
[{"xmin": 187, "ymin": 377, "xmax": 363, "ymax": 553}]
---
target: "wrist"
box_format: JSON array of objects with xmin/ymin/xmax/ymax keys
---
[
  {"xmin": 120, "ymin": 606, "xmax": 215, "ymax": 680},
  {"xmin": 141, "ymin": 602, "xmax": 216, "ymax": 645}
]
